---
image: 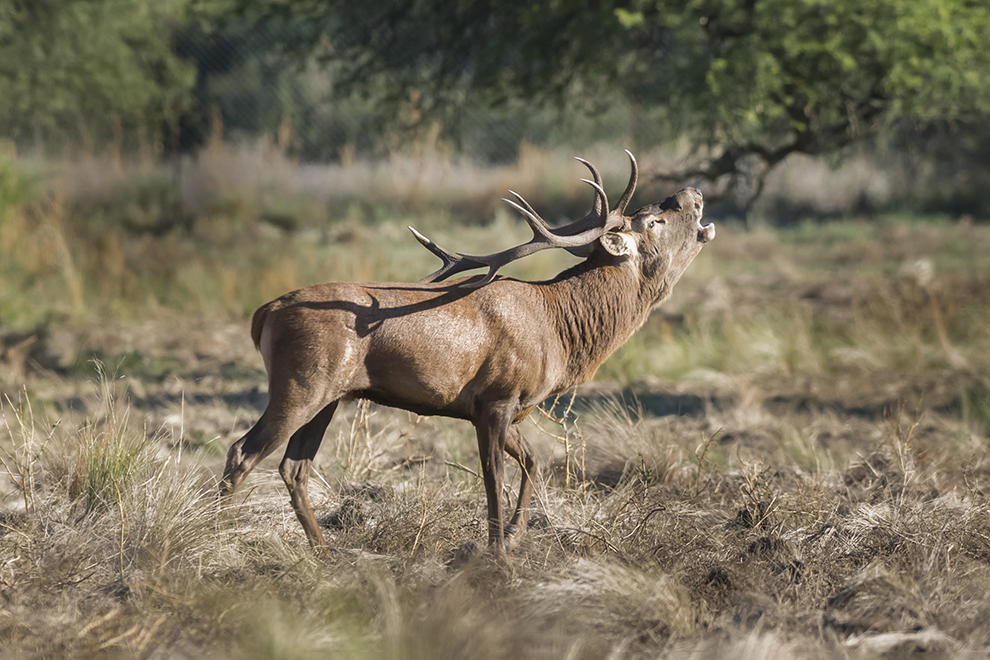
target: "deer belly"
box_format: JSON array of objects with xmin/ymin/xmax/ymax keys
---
[{"xmin": 362, "ymin": 326, "xmax": 486, "ymax": 416}]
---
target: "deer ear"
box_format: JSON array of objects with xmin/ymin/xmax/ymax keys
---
[{"xmin": 600, "ymin": 231, "xmax": 636, "ymax": 257}]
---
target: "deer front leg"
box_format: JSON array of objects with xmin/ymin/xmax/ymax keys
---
[
  {"xmin": 475, "ymin": 407, "xmax": 512, "ymax": 552},
  {"xmin": 504, "ymin": 424, "xmax": 538, "ymax": 550}
]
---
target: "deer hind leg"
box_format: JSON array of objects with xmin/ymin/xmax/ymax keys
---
[
  {"xmin": 220, "ymin": 409, "xmax": 292, "ymax": 497},
  {"xmin": 279, "ymin": 401, "xmax": 338, "ymax": 549},
  {"xmin": 503, "ymin": 424, "xmax": 538, "ymax": 549},
  {"xmin": 220, "ymin": 382, "xmax": 330, "ymax": 496},
  {"xmin": 474, "ymin": 406, "xmax": 513, "ymax": 552}
]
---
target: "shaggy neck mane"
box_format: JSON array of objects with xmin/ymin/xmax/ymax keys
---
[{"xmin": 538, "ymin": 256, "xmax": 662, "ymax": 386}]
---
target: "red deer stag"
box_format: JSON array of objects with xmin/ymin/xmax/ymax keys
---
[{"xmin": 220, "ymin": 151, "xmax": 714, "ymax": 552}]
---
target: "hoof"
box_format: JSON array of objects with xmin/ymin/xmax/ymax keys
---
[
  {"xmin": 313, "ymin": 544, "xmax": 340, "ymax": 560},
  {"xmin": 503, "ymin": 525, "xmax": 518, "ymax": 551},
  {"xmin": 445, "ymin": 541, "xmax": 481, "ymax": 569}
]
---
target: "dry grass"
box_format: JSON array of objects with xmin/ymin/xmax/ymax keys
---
[
  {"xmin": 4, "ymin": 138, "xmax": 981, "ymax": 328},
  {"xmin": 2, "ymin": 361, "xmax": 990, "ymax": 659},
  {"xmin": 3, "ymin": 142, "xmax": 647, "ymax": 326},
  {"xmin": 3, "ymin": 145, "xmax": 990, "ymax": 658}
]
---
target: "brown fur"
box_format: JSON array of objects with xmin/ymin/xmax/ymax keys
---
[
  {"xmin": 250, "ymin": 303, "xmax": 269, "ymax": 350},
  {"xmin": 221, "ymin": 183, "xmax": 713, "ymax": 553}
]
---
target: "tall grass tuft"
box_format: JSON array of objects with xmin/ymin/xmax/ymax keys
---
[
  {"xmin": 65, "ymin": 366, "xmax": 150, "ymax": 514},
  {"xmin": 0, "ymin": 387, "xmax": 44, "ymax": 514}
]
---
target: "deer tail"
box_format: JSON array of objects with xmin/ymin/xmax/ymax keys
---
[{"xmin": 250, "ymin": 303, "xmax": 271, "ymax": 351}]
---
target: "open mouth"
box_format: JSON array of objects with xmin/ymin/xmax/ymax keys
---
[{"xmin": 698, "ymin": 222, "xmax": 715, "ymax": 243}]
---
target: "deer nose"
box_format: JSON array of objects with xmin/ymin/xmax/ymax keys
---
[{"xmin": 690, "ymin": 188, "xmax": 704, "ymax": 214}]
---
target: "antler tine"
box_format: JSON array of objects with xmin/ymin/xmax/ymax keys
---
[
  {"xmin": 505, "ymin": 190, "xmax": 613, "ymax": 248},
  {"xmin": 579, "ymin": 178, "xmax": 610, "ymax": 224},
  {"xmin": 502, "ymin": 196, "xmax": 559, "ymax": 243},
  {"xmin": 409, "ymin": 226, "xmax": 486, "ymax": 283},
  {"xmin": 574, "ymin": 157, "xmax": 603, "ymax": 216},
  {"xmin": 613, "ymin": 149, "xmax": 638, "ymax": 216},
  {"xmin": 505, "ymin": 191, "xmax": 556, "ymax": 240},
  {"xmin": 550, "ymin": 158, "xmax": 610, "ymax": 242},
  {"xmin": 510, "ymin": 182, "xmax": 608, "ymax": 257},
  {"xmin": 574, "ymin": 156, "xmax": 603, "ymax": 184}
]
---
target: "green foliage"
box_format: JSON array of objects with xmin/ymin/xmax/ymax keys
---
[
  {"xmin": 0, "ymin": 145, "xmax": 28, "ymax": 221},
  {"xmin": 0, "ymin": 0, "xmax": 196, "ymax": 141},
  {"xmin": 74, "ymin": 382, "xmax": 148, "ymax": 514},
  {"xmin": 239, "ymin": 0, "xmax": 990, "ymax": 144},
  {"xmin": 6, "ymin": 0, "xmax": 990, "ymax": 176},
  {"xmin": 657, "ymin": 0, "xmax": 990, "ymax": 142},
  {"xmin": 79, "ymin": 422, "xmax": 146, "ymax": 514},
  {"xmin": 611, "ymin": 0, "xmax": 990, "ymax": 209},
  {"xmin": 961, "ymin": 378, "xmax": 990, "ymax": 438},
  {"xmin": 232, "ymin": 0, "xmax": 990, "ymax": 202}
]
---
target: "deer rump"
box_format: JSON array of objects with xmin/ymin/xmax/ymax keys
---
[{"xmin": 221, "ymin": 151, "xmax": 715, "ymax": 553}]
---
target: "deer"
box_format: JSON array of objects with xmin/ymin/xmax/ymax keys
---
[{"xmin": 219, "ymin": 151, "xmax": 714, "ymax": 553}]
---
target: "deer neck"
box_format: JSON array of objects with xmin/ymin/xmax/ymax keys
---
[{"xmin": 540, "ymin": 260, "xmax": 659, "ymax": 387}]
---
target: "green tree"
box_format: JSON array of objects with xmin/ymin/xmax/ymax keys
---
[
  {"xmin": 638, "ymin": 0, "xmax": 990, "ymax": 213},
  {"xmin": 242, "ymin": 0, "xmax": 990, "ymax": 215},
  {"xmin": 0, "ymin": 0, "xmax": 196, "ymax": 149}
]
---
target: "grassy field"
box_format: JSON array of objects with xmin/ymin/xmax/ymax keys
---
[{"xmin": 2, "ymin": 147, "xmax": 990, "ymax": 658}]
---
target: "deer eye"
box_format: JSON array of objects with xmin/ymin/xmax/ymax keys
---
[{"xmin": 649, "ymin": 218, "xmax": 666, "ymax": 228}]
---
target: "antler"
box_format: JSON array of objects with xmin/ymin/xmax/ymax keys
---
[
  {"xmin": 614, "ymin": 149, "xmax": 638, "ymax": 216},
  {"xmin": 553, "ymin": 150, "xmax": 637, "ymax": 239},
  {"xmin": 411, "ymin": 153, "xmax": 637, "ymax": 287},
  {"xmin": 541, "ymin": 150, "xmax": 638, "ymax": 257}
]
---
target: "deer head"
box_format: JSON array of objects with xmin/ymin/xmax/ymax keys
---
[{"xmin": 608, "ymin": 186, "xmax": 713, "ymax": 305}]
